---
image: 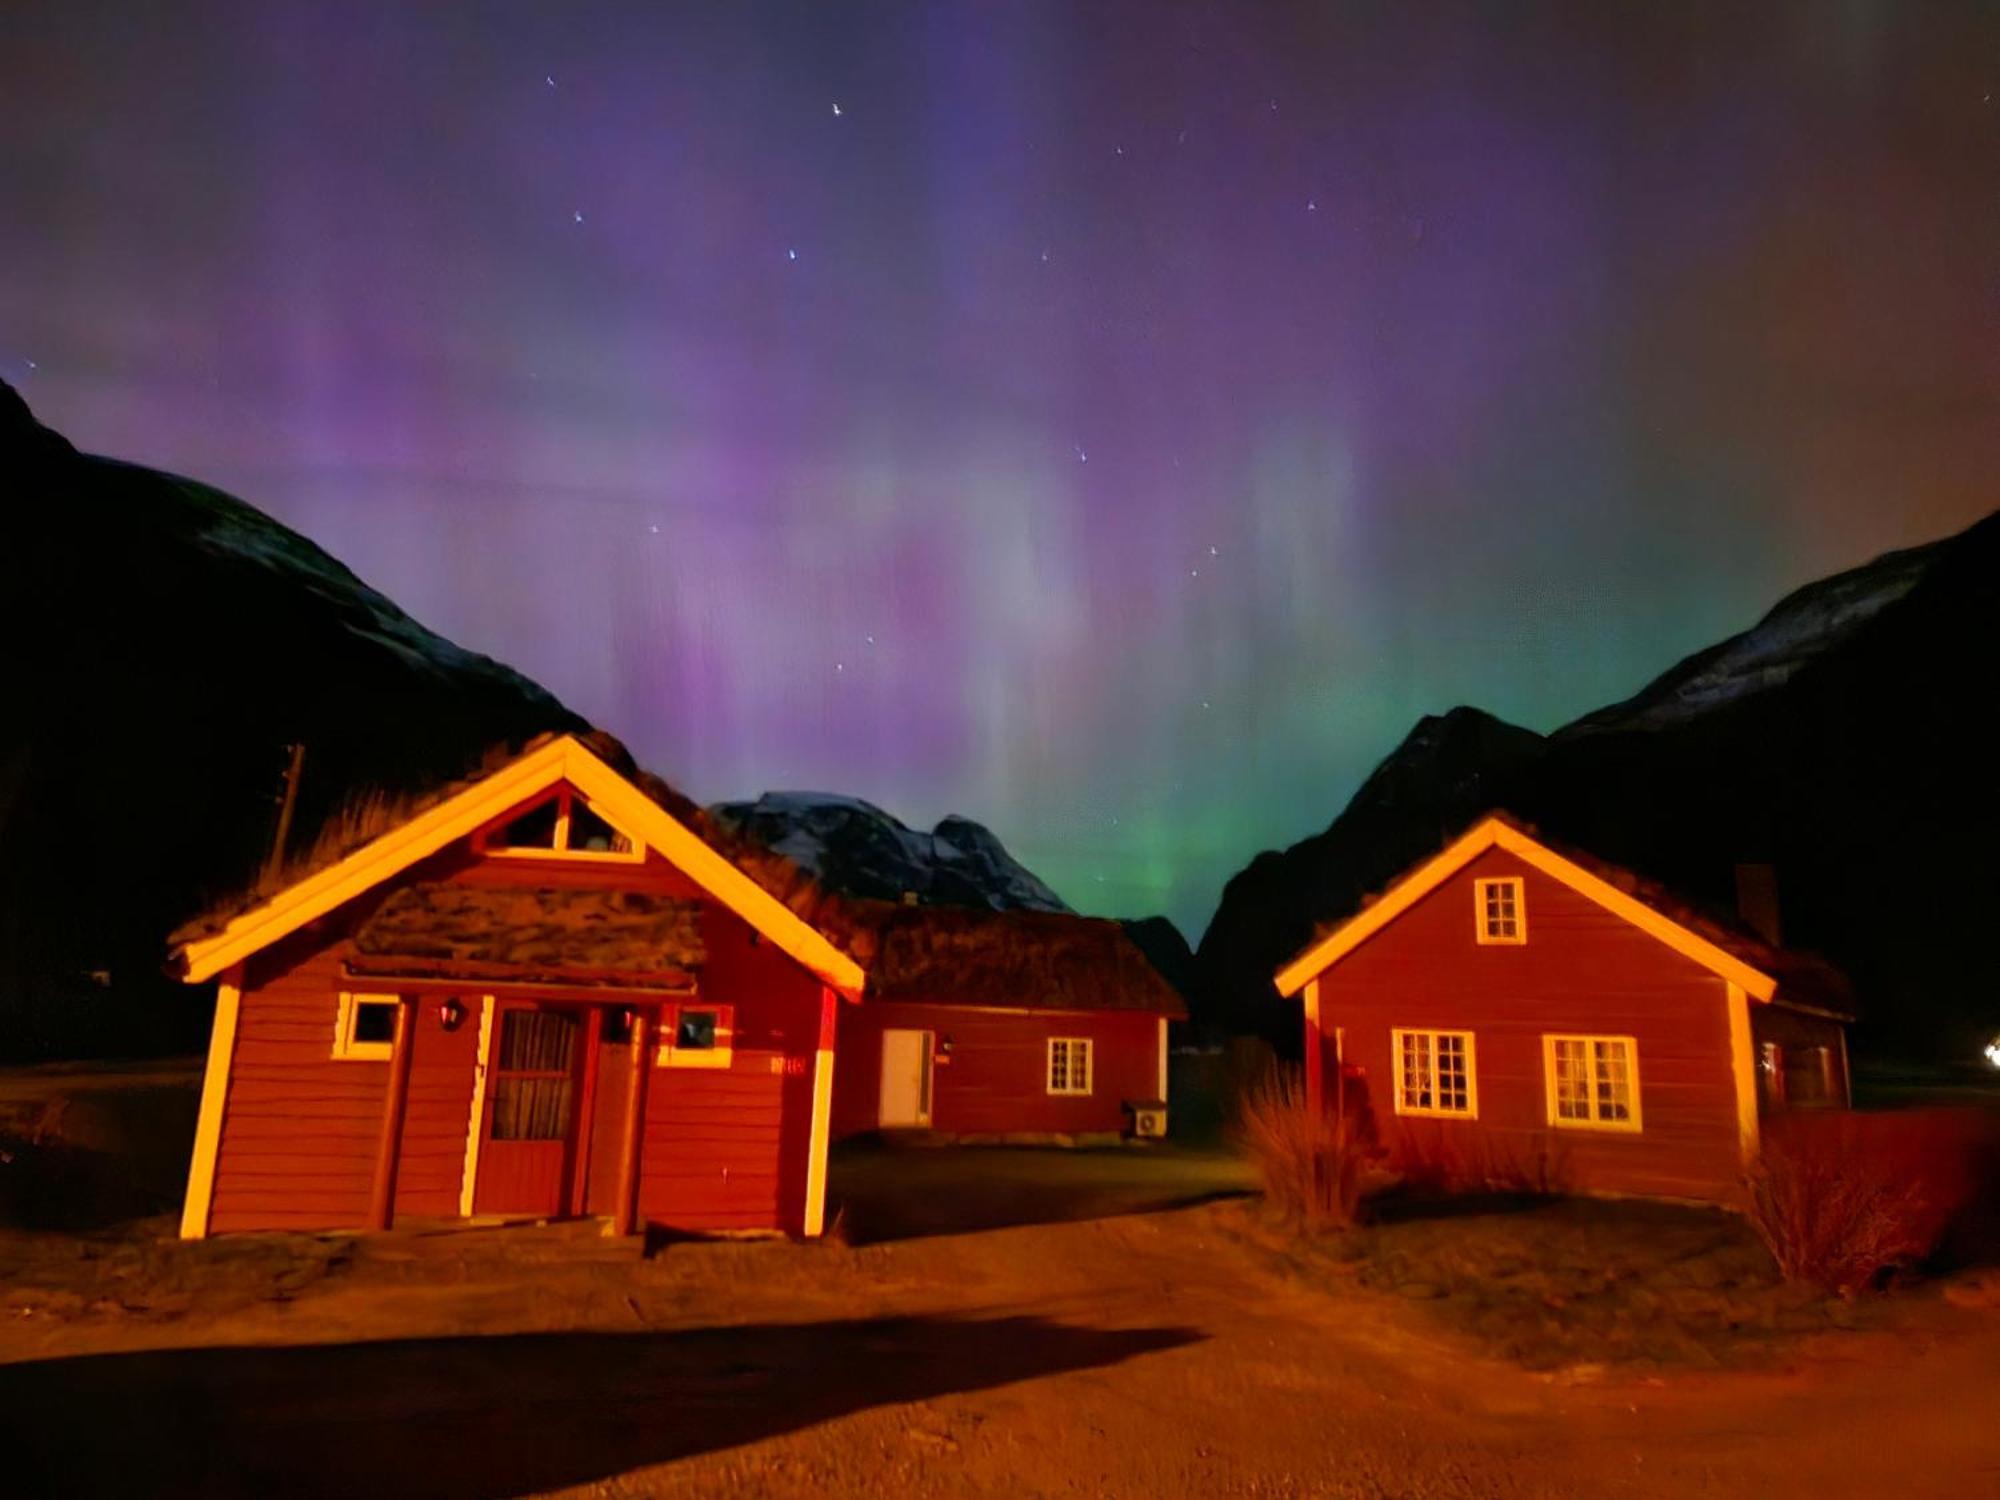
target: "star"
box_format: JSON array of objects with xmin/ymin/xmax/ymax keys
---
[
  {"xmin": 573, "ymin": 210, "xmax": 585, "ymax": 223},
  {"xmin": 648, "ymin": 524, "xmax": 660, "ymax": 535},
  {"xmin": 1208, "ymin": 545, "xmax": 1219, "ymax": 556},
  {"xmin": 831, "ymin": 102, "xmax": 842, "ymax": 116},
  {"xmin": 1075, "ymin": 446, "xmax": 1088, "ymax": 463},
  {"xmin": 1307, "ymin": 199, "xmax": 1318, "ymax": 212},
  {"xmin": 788, "ymin": 248, "xmax": 799, "ymax": 261},
  {"xmin": 865, "ymin": 634, "xmax": 876, "ymax": 645},
  {"xmin": 1039, "ymin": 249, "xmax": 1050, "ymax": 263},
  {"xmin": 1190, "ymin": 568, "xmax": 1199, "ymax": 578},
  {"xmin": 545, "ymin": 75, "xmax": 556, "ymax": 88}
]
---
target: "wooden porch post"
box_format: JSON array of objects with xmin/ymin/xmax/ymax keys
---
[
  {"xmin": 568, "ymin": 1005, "xmax": 606, "ymax": 1219},
  {"xmin": 368, "ymin": 995, "xmax": 419, "ymax": 1231},
  {"xmin": 613, "ymin": 1008, "xmax": 653, "ymax": 1237},
  {"xmin": 1302, "ymin": 978, "xmax": 1324, "ymax": 1116}
]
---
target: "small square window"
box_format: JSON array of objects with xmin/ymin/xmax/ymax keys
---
[
  {"xmin": 658, "ymin": 1003, "xmax": 733, "ymax": 1068},
  {"xmin": 1475, "ymin": 878, "xmax": 1526, "ymax": 944},
  {"xmin": 333, "ymin": 992, "xmax": 401, "ymax": 1060}
]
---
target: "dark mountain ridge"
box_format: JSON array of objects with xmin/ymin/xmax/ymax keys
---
[
  {"xmin": 1197, "ymin": 511, "xmax": 2000, "ymax": 1065},
  {"xmin": 0, "ymin": 381, "xmax": 586, "ymax": 1057}
]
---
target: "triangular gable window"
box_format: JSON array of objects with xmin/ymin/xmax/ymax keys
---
[
  {"xmin": 480, "ymin": 788, "xmax": 642, "ymax": 862},
  {"xmin": 494, "ymin": 796, "xmax": 561, "ymax": 850},
  {"xmin": 567, "ymin": 798, "xmax": 630, "ymax": 854}
]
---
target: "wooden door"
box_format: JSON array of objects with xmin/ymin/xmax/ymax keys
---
[
  {"xmin": 878, "ymin": 1029, "xmax": 933, "ymax": 1127},
  {"xmin": 474, "ymin": 1004, "xmax": 583, "ymax": 1216}
]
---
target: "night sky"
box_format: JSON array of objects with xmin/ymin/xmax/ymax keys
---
[{"xmin": 4, "ymin": 3, "xmax": 1995, "ymax": 934}]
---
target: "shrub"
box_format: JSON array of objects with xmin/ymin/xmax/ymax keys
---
[
  {"xmin": 1234, "ymin": 1069, "xmax": 1366, "ymax": 1231},
  {"xmin": 1744, "ymin": 1115, "xmax": 1942, "ymax": 1295}
]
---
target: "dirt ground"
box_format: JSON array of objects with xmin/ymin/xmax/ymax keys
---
[{"xmin": 2, "ymin": 1143, "xmax": 1998, "ymax": 1499}]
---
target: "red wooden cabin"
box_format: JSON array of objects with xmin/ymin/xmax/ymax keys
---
[
  {"xmin": 829, "ymin": 906, "xmax": 1184, "ymax": 1141},
  {"xmin": 1273, "ymin": 815, "xmax": 1852, "ymax": 1206},
  {"xmin": 172, "ymin": 734, "xmax": 865, "ymax": 1240}
]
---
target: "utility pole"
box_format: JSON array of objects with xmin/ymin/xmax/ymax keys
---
[{"xmin": 263, "ymin": 742, "xmax": 306, "ymax": 889}]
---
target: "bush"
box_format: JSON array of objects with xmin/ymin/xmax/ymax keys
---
[
  {"xmin": 1234, "ymin": 1069, "xmax": 1366, "ymax": 1231},
  {"xmin": 1744, "ymin": 1115, "xmax": 1943, "ymax": 1295}
]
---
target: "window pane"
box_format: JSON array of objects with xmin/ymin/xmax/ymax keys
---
[
  {"xmin": 676, "ymin": 1009, "xmax": 718, "ymax": 1050},
  {"xmin": 1437, "ymin": 1034, "xmax": 1467, "ymax": 1111},
  {"xmin": 1554, "ymin": 1039, "xmax": 1590, "ymax": 1119},
  {"xmin": 352, "ymin": 1000, "xmax": 397, "ymax": 1044},
  {"xmin": 566, "ymin": 799, "xmax": 631, "ymax": 854},
  {"xmin": 494, "ymin": 798, "xmax": 560, "ymax": 849}
]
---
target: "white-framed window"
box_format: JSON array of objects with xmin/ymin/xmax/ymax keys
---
[
  {"xmin": 657, "ymin": 1002, "xmax": 734, "ymax": 1069},
  {"xmin": 1047, "ymin": 1037, "xmax": 1093, "ymax": 1096},
  {"xmin": 333, "ymin": 991, "xmax": 401, "ymax": 1061},
  {"xmin": 1475, "ymin": 877, "xmax": 1526, "ymax": 944},
  {"xmin": 476, "ymin": 787, "xmax": 644, "ymax": 863},
  {"xmin": 1545, "ymin": 1034, "xmax": 1642, "ymax": 1131},
  {"xmin": 1391, "ymin": 1029, "xmax": 1477, "ymax": 1117}
]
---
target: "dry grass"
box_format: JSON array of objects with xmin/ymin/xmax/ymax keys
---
[
  {"xmin": 1745, "ymin": 1115, "xmax": 1949, "ymax": 1296},
  {"xmin": 1233, "ymin": 1070, "xmax": 1366, "ymax": 1231}
]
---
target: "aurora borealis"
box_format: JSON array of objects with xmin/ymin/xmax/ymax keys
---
[{"xmin": 4, "ymin": 3, "xmax": 1995, "ymax": 934}]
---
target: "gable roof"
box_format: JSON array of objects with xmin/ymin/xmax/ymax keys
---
[
  {"xmin": 1273, "ymin": 812, "xmax": 1827, "ymax": 1007},
  {"xmin": 173, "ymin": 733, "xmax": 867, "ymax": 995}
]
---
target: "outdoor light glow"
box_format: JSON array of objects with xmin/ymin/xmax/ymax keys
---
[{"xmin": 1984, "ymin": 1035, "xmax": 2000, "ymax": 1070}]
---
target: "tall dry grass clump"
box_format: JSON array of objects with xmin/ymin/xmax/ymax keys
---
[
  {"xmin": 1234, "ymin": 1069, "xmax": 1366, "ymax": 1231},
  {"xmin": 1745, "ymin": 1116, "xmax": 1938, "ymax": 1296}
]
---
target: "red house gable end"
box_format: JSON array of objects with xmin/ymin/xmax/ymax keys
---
[
  {"xmin": 177, "ymin": 737, "xmax": 860, "ymax": 1242},
  {"xmin": 1275, "ymin": 818, "xmax": 1787, "ymax": 1207}
]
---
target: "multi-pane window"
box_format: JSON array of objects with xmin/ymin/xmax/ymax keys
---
[
  {"xmin": 1546, "ymin": 1035, "xmax": 1641, "ymax": 1130},
  {"xmin": 1475, "ymin": 878, "xmax": 1525, "ymax": 944},
  {"xmin": 1047, "ymin": 1037, "xmax": 1093, "ymax": 1096},
  {"xmin": 1392, "ymin": 1029, "xmax": 1476, "ymax": 1117}
]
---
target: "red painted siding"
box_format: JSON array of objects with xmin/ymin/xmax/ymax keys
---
[
  {"xmin": 1308, "ymin": 847, "xmax": 1748, "ymax": 1205},
  {"xmin": 831, "ymin": 1001, "xmax": 1162, "ymax": 1139},
  {"xmin": 210, "ymin": 931, "xmax": 380, "ymax": 1232},
  {"xmin": 636, "ymin": 909, "xmax": 822, "ymax": 1235},
  {"xmin": 392, "ymin": 992, "xmax": 481, "ymax": 1218}
]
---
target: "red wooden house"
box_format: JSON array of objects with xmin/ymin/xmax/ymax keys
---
[
  {"xmin": 829, "ymin": 905, "xmax": 1183, "ymax": 1141},
  {"xmin": 171, "ymin": 733, "xmax": 866, "ymax": 1240},
  {"xmin": 1273, "ymin": 814, "xmax": 1852, "ymax": 1206}
]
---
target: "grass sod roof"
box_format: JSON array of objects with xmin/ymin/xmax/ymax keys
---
[
  {"xmin": 169, "ymin": 730, "xmax": 1188, "ymax": 1016},
  {"xmin": 1294, "ymin": 809, "xmax": 1855, "ymax": 1020},
  {"xmin": 862, "ymin": 903, "xmax": 1189, "ymax": 1017},
  {"xmin": 348, "ymin": 883, "xmax": 704, "ymax": 989}
]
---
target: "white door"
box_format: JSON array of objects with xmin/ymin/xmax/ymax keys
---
[{"xmin": 878, "ymin": 1029, "xmax": 933, "ymax": 1127}]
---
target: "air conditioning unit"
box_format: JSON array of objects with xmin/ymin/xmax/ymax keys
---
[{"xmin": 1125, "ymin": 1100, "xmax": 1169, "ymax": 1139}]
